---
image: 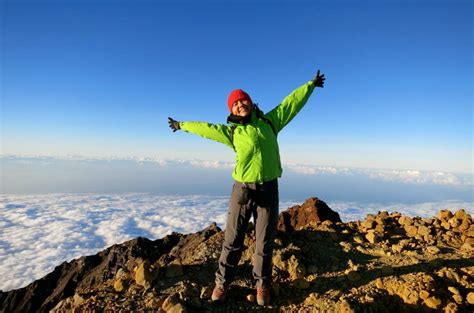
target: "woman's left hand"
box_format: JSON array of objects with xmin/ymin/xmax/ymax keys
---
[
  {"xmin": 312, "ymin": 70, "xmax": 325, "ymax": 88},
  {"xmin": 168, "ymin": 117, "xmax": 181, "ymax": 132}
]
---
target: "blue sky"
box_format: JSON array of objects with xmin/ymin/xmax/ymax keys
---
[{"xmin": 2, "ymin": 0, "xmax": 473, "ymax": 173}]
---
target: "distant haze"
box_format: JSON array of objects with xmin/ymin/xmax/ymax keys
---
[{"xmin": 1, "ymin": 156, "xmax": 472, "ymax": 205}]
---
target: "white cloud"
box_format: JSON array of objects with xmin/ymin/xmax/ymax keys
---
[
  {"xmin": 1, "ymin": 154, "xmax": 472, "ymax": 186},
  {"xmin": 284, "ymin": 163, "xmax": 351, "ymax": 176},
  {"xmin": 364, "ymin": 169, "xmax": 465, "ymax": 186},
  {"xmin": 283, "ymin": 162, "xmax": 471, "ymax": 186}
]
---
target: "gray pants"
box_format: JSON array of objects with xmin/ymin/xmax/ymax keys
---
[{"xmin": 215, "ymin": 179, "xmax": 279, "ymax": 289}]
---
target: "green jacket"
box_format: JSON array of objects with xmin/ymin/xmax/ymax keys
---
[{"xmin": 180, "ymin": 81, "xmax": 316, "ymax": 183}]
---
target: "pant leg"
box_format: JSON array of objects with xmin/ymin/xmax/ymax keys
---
[
  {"xmin": 215, "ymin": 182, "xmax": 254, "ymax": 288},
  {"xmin": 253, "ymin": 179, "xmax": 279, "ymax": 288}
]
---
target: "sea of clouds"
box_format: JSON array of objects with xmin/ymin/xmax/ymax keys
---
[{"xmin": 1, "ymin": 192, "xmax": 472, "ymax": 292}]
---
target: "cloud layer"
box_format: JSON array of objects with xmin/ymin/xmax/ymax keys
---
[
  {"xmin": 1, "ymin": 192, "xmax": 472, "ymax": 292},
  {"xmin": 2, "ymin": 154, "xmax": 472, "ymax": 187}
]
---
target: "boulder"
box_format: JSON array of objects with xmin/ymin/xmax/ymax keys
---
[
  {"xmin": 365, "ymin": 231, "xmax": 380, "ymax": 244},
  {"xmin": 277, "ymin": 197, "xmax": 342, "ymax": 232},
  {"xmin": 467, "ymin": 292, "xmax": 474, "ymax": 305},
  {"xmin": 424, "ymin": 296, "xmax": 442, "ymax": 309},
  {"xmin": 134, "ymin": 260, "xmax": 157, "ymax": 289},
  {"xmin": 405, "ymin": 225, "xmax": 418, "ymax": 237},
  {"xmin": 438, "ymin": 210, "xmax": 453, "ymax": 221}
]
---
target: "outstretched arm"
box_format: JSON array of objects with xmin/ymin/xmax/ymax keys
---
[
  {"xmin": 265, "ymin": 69, "xmax": 325, "ymax": 133},
  {"xmin": 168, "ymin": 117, "xmax": 234, "ymax": 149}
]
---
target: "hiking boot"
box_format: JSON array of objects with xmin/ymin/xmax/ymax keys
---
[
  {"xmin": 211, "ymin": 285, "xmax": 227, "ymax": 302},
  {"xmin": 256, "ymin": 287, "xmax": 270, "ymax": 306}
]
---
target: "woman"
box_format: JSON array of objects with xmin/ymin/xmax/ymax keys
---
[{"xmin": 168, "ymin": 70, "xmax": 325, "ymax": 306}]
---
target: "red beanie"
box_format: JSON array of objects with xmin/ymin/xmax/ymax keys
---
[{"xmin": 227, "ymin": 89, "xmax": 252, "ymax": 112}]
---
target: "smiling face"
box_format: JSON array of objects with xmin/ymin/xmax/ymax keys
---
[{"xmin": 232, "ymin": 99, "xmax": 253, "ymax": 117}]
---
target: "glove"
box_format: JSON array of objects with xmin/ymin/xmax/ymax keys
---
[
  {"xmin": 312, "ymin": 69, "xmax": 325, "ymax": 88},
  {"xmin": 168, "ymin": 117, "xmax": 181, "ymax": 132}
]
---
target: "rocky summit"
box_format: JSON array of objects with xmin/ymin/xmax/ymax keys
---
[{"xmin": 0, "ymin": 197, "xmax": 473, "ymax": 312}]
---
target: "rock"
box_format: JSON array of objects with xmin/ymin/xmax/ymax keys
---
[
  {"xmin": 322, "ymin": 220, "xmax": 334, "ymax": 227},
  {"xmin": 162, "ymin": 294, "xmax": 181, "ymax": 311},
  {"xmin": 424, "ymin": 296, "xmax": 442, "ymax": 309},
  {"xmin": 277, "ymin": 197, "xmax": 342, "ymax": 232},
  {"xmin": 438, "ymin": 210, "xmax": 453, "ymax": 221},
  {"xmin": 405, "ymin": 225, "xmax": 418, "ymax": 237},
  {"xmin": 458, "ymin": 219, "xmax": 470, "ymax": 232},
  {"xmin": 419, "ymin": 290, "xmax": 430, "ymax": 300},
  {"xmin": 460, "ymin": 242, "xmax": 473, "ymax": 251},
  {"xmin": 304, "ymin": 293, "xmax": 319, "ymax": 305},
  {"xmin": 374, "ymin": 278, "xmax": 384, "ymax": 289},
  {"xmin": 374, "ymin": 224, "xmax": 385, "ymax": 234},
  {"xmin": 426, "ymin": 246, "xmax": 441, "ymax": 254},
  {"xmin": 145, "ymin": 297, "xmax": 163, "ymax": 309},
  {"xmin": 464, "ymin": 236, "xmax": 474, "ymax": 244},
  {"xmin": 272, "ymin": 250, "xmax": 286, "ymax": 271},
  {"xmin": 246, "ymin": 294, "xmax": 255, "ymax": 303},
  {"xmin": 454, "ymin": 209, "xmax": 468, "ymax": 220},
  {"xmin": 449, "ymin": 217, "xmax": 461, "ymax": 228},
  {"xmin": 444, "ymin": 302, "xmax": 459, "ymax": 313},
  {"xmin": 447, "ymin": 286, "xmax": 460, "ymax": 295},
  {"xmin": 168, "ymin": 222, "xmax": 221, "ymax": 262},
  {"xmin": 135, "ymin": 260, "xmax": 156, "ymax": 289},
  {"xmin": 339, "ymin": 241, "xmax": 352, "ymax": 252},
  {"xmin": 167, "ymin": 303, "xmax": 187, "ymax": 313},
  {"xmin": 444, "ymin": 269, "xmax": 461, "ymax": 283},
  {"xmin": 467, "ymin": 225, "xmax": 474, "ymax": 236},
  {"xmin": 417, "ymin": 226, "xmax": 431, "ymax": 236},
  {"xmin": 287, "ymin": 254, "xmax": 306, "ymax": 280},
  {"xmin": 165, "ymin": 261, "xmax": 183, "ymax": 278},
  {"xmin": 50, "ymin": 297, "xmax": 74, "ymax": 312},
  {"xmin": 293, "ymin": 278, "xmax": 310, "ymax": 289},
  {"xmin": 441, "ymin": 221, "xmax": 451, "ymax": 230},
  {"xmin": 353, "ymin": 235, "xmax": 364, "ymax": 244},
  {"xmin": 115, "ymin": 268, "xmax": 130, "ymax": 280},
  {"xmin": 73, "ymin": 293, "xmax": 84, "ymax": 306},
  {"xmin": 362, "ymin": 219, "xmax": 376, "ymax": 229},
  {"xmin": 339, "ymin": 300, "xmax": 355, "ymax": 313},
  {"xmin": 114, "ymin": 278, "xmax": 129, "ymax": 292},
  {"xmin": 452, "ymin": 294, "xmax": 463, "ymax": 304},
  {"xmin": 200, "ymin": 286, "xmax": 213, "ymax": 299},
  {"xmin": 398, "ymin": 216, "xmax": 413, "ymax": 226},
  {"xmin": 178, "ymin": 285, "xmax": 197, "ymax": 302},
  {"xmin": 401, "ymin": 289, "xmax": 419, "ymax": 305},
  {"xmin": 365, "ymin": 231, "xmax": 380, "ymax": 244},
  {"xmin": 114, "ymin": 269, "xmax": 132, "ymax": 292},
  {"xmin": 467, "ymin": 292, "xmax": 474, "ymax": 305},
  {"xmin": 391, "ymin": 243, "xmax": 404, "ymax": 253}
]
